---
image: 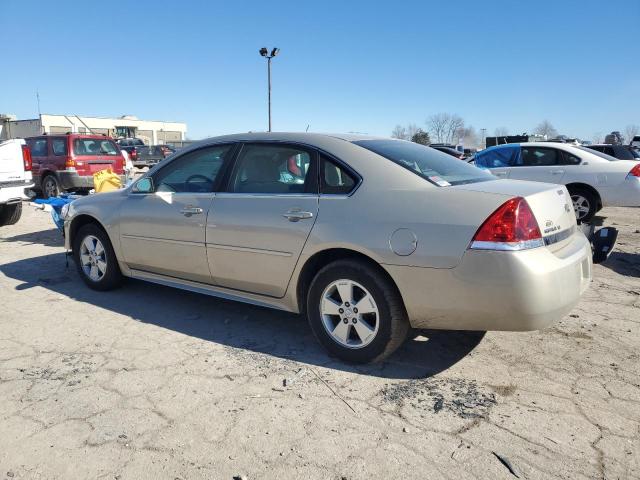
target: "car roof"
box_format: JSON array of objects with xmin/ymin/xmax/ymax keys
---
[{"xmin": 195, "ymin": 132, "xmax": 388, "ymax": 144}]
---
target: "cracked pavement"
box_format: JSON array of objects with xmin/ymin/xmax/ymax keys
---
[{"xmin": 0, "ymin": 205, "xmax": 638, "ymax": 479}]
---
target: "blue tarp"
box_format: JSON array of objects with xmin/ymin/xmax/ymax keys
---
[
  {"xmin": 33, "ymin": 194, "xmax": 80, "ymax": 230},
  {"xmin": 475, "ymin": 144, "xmax": 521, "ymax": 169}
]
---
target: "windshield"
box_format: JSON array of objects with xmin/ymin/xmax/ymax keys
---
[
  {"xmin": 575, "ymin": 146, "xmax": 620, "ymax": 161},
  {"xmin": 354, "ymin": 139, "xmax": 494, "ymax": 186},
  {"xmin": 73, "ymin": 138, "xmax": 119, "ymax": 156}
]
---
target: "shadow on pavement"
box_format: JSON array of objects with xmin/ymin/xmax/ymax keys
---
[
  {"xmin": 0, "ymin": 227, "xmax": 62, "ymax": 248},
  {"xmin": 0, "ymin": 252, "xmax": 485, "ymax": 380},
  {"xmin": 601, "ymin": 251, "xmax": 640, "ymax": 278}
]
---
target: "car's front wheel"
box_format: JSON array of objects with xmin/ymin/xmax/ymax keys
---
[
  {"xmin": 73, "ymin": 223, "xmax": 123, "ymax": 291},
  {"xmin": 306, "ymin": 259, "xmax": 410, "ymax": 363}
]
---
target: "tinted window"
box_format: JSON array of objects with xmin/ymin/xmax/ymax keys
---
[
  {"xmin": 560, "ymin": 151, "xmax": 581, "ymax": 165},
  {"xmin": 73, "ymin": 138, "xmax": 119, "ymax": 156},
  {"xmin": 52, "ymin": 138, "xmax": 68, "ymax": 156},
  {"xmin": 154, "ymin": 144, "xmax": 233, "ymax": 193},
  {"xmin": 354, "ymin": 140, "xmax": 493, "ymax": 186},
  {"xmin": 520, "ymin": 147, "xmax": 559, "ymax": 166},
  {"xmin": 28, "ymin": 138, "xmax": 48, "ymax": 157},
  {"xmin": 321, "ymin": 155, "xmax": 356, "ymax": 194},
  {"xmin": 229, "ymin": 144, "xmax": 316, "ymax": 194}
]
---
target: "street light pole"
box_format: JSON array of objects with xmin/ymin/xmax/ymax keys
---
[{"xmin": 259, "ymin": 47, "xmax": 279, "ymax": 132}]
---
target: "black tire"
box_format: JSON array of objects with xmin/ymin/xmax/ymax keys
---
[
  {"xmin": 568, "ymin": 187, "xmax": 597, "ymax": 224},
  {"xmin": 306, "ymin": 259, "xmax": 410, "ymax": 363},
  {"xmin": 73, "ymin": 223, "xmax": 123, "ymax": 291},
  {"xmin": 0, "ymin": 202, "xmax": 22, "ymax": 226},
  {"xmin": 42, "ymin": 174, "xmax": 61, "ymax": 199}
]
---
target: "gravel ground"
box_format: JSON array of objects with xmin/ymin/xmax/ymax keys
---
[{"xmin": 0, "ymin": 204, "xmax": 638, "ymax": 479}]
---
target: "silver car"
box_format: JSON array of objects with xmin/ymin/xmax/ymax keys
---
[{"xmin": 64, "ymin": 133, "xmax": 592, "ymax": 363}]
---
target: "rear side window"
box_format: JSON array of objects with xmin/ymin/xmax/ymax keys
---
[
  {"xmin": 28, "ymin": 138, "xmax": 48, "ymax": 157},
  {"xmin": 321, "ymin": 154, "xmax": 357, "ymax": 194},
  {"xmin": 229, "ymin": 144, "xmax": 317, "ymax": 194},
  {"xmin": 73, "ymin": 138, "xmax": 119, "ymax": 156},
  {"xmin": 354, "ymin": 139, "xmax": 493, "ymax": 186},
  {"xmin": 521, "ymin": 147, "xmax": 559, "ymax": 166},
  {"xmin": 560, "ymin": 151, "xmax": 581, "ymax": 165},
  {"xmin": 52, "ymin": 138, "xmax": 68, "ymax": 156}
]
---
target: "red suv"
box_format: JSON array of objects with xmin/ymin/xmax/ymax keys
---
[{"xmin": 25, "ymin": 134, "xmax": 126, "ymax": 198}]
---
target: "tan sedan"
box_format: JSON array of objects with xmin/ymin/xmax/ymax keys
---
[{"xmin": 64, "ymin": 133, "xmax": 592, "ymax": 362}]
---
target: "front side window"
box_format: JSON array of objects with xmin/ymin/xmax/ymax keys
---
[
  {"xmin": 321, "ymin": 155, "xmax": 357, "ymax": 194},
  {"xmin": 354, "ymin": 139, "xmax": 493, "ymax": 186},
  {"xmin": 27, "ymin": 138, "xmax": 48, "ymax": 157},
  {"xmin": 520, "ymin": 147, "xmax": 559, "ymax": 166},
  {"xmin": 73, "ymin": 138, "xmax": 119, "ymax": 156},
  {"xmin": 229, "ymin": 144, "xmax": 316, "ymax": 194},
  {"xmin": 52, "ymin": 138, "xmax": 68, "ymax": 156},
  {"xmin": 153, "ymin": 144, "xmax": 233, "ymax": 193}
]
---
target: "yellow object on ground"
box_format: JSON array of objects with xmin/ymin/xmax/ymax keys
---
[{"xmin": 93, "ymin": 168, "xmax": 122, "ymax": 193}]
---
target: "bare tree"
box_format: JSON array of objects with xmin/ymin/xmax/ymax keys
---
[
  {"xmin": 534, "ymin": 120, "xmax": 558, "ymax": 139},
  {"xmin": 426, "ymin": 113, "xmax": 465, "ymax": 144},
  {"xmin": 624, "ymin": 124, "xmax": 639, "ymax": 143},
  {"xmin": 391, "ymin": 125, "xmax": 408, "ymax": 140},
  {"xmin": 494, "ymin": 127, "xmax": 509, "ymax": 137},
  {"xmin": 457, "ymin": 126, "xmax": 478, "ymax": 147},
  {"xmin": 406, "ymin": 123, "xmax": 421, "ymax": 141},
  {"xmin": 592, "ymin": 132, "xmax": 603, "ymax": 144}
]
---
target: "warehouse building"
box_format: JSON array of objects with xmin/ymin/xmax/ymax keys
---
[{"xmin": 0, "ymin": 113, "xmax": 187, "ymax": 145}]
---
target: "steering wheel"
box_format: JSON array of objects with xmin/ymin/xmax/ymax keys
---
[{"xmin": 185, "ymin": 174, "xmax": 213, "ymax": 192}]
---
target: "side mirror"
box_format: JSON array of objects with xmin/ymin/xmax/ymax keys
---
[{"xmin": 132, "ymin": 177, "xmax": 153, "ymax": 193}]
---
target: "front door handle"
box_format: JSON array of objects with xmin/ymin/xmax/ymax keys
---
[
  {"xmin": 283, "ymin": 209, "xmax": 313, "ymax": 222},
  {"xmin": 180, "ymin": 206, "xmax": 203, "ymax": 216},
  {"xmin": 494, "ymin": 171, "xmax": 508, "ymax": 177},
  {"xmin": 550, "ymin": 169, "xmax": 565, "ymax": 175}
]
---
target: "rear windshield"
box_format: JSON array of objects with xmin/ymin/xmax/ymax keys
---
[
  {"xmin": 354, "ymin": 139, "xmax": 493, "ymax": 186},
  {"xmin": 73, "ymin": 138, "xmax": 119, "ymax": 156}
]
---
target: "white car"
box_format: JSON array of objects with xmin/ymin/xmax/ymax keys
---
[
  {"xmin": 0, "ymin": 139, "xmax": 34, "ymax": 226},
  {"xmin": 474, "ymin": 142, "xmax": 640, "ymax": 222}
]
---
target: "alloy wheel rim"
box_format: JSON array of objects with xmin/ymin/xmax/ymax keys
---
[
  {"xmin": 320, "ymin": 279, "xmax": 379, "ymax": 349},
  {"xmin": 571, "ymin": 195, "xmax": 590, "ymax": 220},
  {"xmin": 79, "ymin": 235, "xmax": 107, "ymax": 282},
  {"xmin": 45, "ymin": 179, "xmax": 57, "ymax": 197}
]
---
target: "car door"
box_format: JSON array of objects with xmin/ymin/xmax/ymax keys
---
[
  {"xmin": 474, "ymin": 145, "xmax": 519, "ymax": 178},
  {"xmin": 119, "ymin": 143, "xmax": 236, "ymax": 283},
  {"xmin": 509, "ymin": 146, "xmax": 565, "ymax": 183},
  {"xmin": 26, "ymin": 137, "xmax": 48, "ymax": 186},
  {"xmin": 207, "ymin": 142, "xmax": 319, "ymax": 297}
]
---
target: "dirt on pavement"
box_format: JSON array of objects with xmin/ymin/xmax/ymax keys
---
[{"xmin": 0, "ymin": 204, "xmax": 638, "ymax": 479}]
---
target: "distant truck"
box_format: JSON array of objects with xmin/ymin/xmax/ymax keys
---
[
  {"xmin": 0, "ymin": 139, "xmax": 34, "ymax": 226},
  {"xmin": 117, "ymin": 138, "xmax": 175, "ymax": 167}
]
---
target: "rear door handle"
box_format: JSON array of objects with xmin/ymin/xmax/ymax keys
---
[
  {"xmin": 180, "ymin": 206, "xmax": 203, "ymax": 216},
  {"xmin": 283, "ymin": 209, "xmax": 313, "ymax": 222},
  {"xmin": 494, "ymin": 171, "xmax": 508, "ymax": 177},
  {"xmin": 550, "ymin": 169, "xmax": 565, "ymax": 175}
]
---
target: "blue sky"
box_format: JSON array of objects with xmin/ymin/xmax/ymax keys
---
[{"xmin": 1, "ymin": 0, "xmax": 638, "ymax": 141}]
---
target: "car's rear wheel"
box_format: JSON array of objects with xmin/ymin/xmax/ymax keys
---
[
  {"xmin": 307, "ymin": 259, "xmax": 410, "ymax": 363},
  {"xmin": 42, "ymin": 175, "xmax": 61, "ymax": 199},
  {"xmin": 0, "ymin": 202, "xmax": 22, "ymax": 226},
  {"xmin": 568, "ymin": 187, "xmax": 597, "ymax": 223},
  {"xmin": 73, "ymin": 223, "xmax": 123, "ymax": 291}
]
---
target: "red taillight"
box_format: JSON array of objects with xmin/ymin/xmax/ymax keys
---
[
  {"xmin": 21, "ymin": 145, "xmax": 32, "ymax": 171},
  {"xmin": 470, "ymin": 197, "xmax": 543, "ymax": 251},
  {"xmin": 130, "ymin": 149, "xmax": 137, "ymax": 159},
  {"xmin": 628, "ymin": 163, "xmax": 640, "ymax": 177}
]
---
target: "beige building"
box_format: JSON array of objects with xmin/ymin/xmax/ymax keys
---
[{"xmin": 0, "ymin": 114, "xmax": 187, "ymax": 145}]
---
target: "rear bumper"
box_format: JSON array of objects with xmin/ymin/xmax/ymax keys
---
[
  {"xmin": 0, "ymin": 180, "xmax": 35, "ymax": 203},
  {"xmin": 58, "ymin": 171, "xmax": 126, "ymax": 190},
  {"xmin": 384, "ymin": 232, "xmax": 592, "ymax": 331}
]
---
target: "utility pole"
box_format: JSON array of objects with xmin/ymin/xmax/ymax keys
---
[{"xmin": 259, "ymin": 47, "xmax": 280, "ymax": 132}]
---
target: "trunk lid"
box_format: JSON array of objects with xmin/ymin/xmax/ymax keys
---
[{"xmin": 454, "ymin": 179, "xmax": 578, "ymax": 252}]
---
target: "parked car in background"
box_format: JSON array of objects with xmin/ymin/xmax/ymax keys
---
[
  {"xmin": 0, "ymin": 139, "xmax": 34, "ymax": 226},
  {"xmin": 26, "ymin": 134, "xmax": 126, "ymax": 198},
  {"xmin": 430, "ymin": 145, "xmax": 466, "ymax": 159},
  {"xmin": 630, "ymin": 135, "xmax": 640, "ymax": 149},
  {"xmin": 585, "ymin": 144, "xmax": 640, "ymax": 160},
  {"xmin": 473, "ymin": 142, "xmax": 640, "ymax": 222},
  {"xmin": 117, "ymin": 138, "xmax": 174, "ymax": 167},
  {"xmin": 64, "ymin": 133, "xmax": 591, "ymax": 363}
]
